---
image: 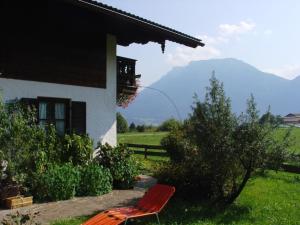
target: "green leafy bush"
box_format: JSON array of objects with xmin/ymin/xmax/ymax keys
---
[
  {"xmin": 62, "ymin": 133, "xmax": 93, "ymax": 166},
  {"xmin": 161, "ymin": 129, "xmax": 191, "ymax": 163},
  {"xmin": 95, "ymin": 144, "xmax": 139, "ymax": 189},
  {"xmin": 110, "ymin": 157, "xmax": 139, "ymax": 189},
  {"xmin": 136, "ymin": 125, "xmax": 145, "ymax": 132},
  {"xmin": 34, "ymin": 163, "xmax": 80, "ymax": 201},
  {"xmin": 158, "ymin": 118, "xmax": 181, "ymax": 131},
  {"xmin": 77, "ymin": 163, "xmax": 112, "ymax": 196}
]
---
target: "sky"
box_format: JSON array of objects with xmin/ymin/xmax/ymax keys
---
[{"xmin": 100, "ymin": 0, "xmax": 300, "ymax": 86}]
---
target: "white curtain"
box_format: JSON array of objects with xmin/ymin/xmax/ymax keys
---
[
  {"xmin": 55, "ymin": 103, "xmax": 65, "ymax": 135},
  {"xmin": 39, "ymin": 102, "xmax": 47, "ymax": 120},
  {"xmin": 55, "ymin": 103, "xmax": 65, "ymax": 120}
]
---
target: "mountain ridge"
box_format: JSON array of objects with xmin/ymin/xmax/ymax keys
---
[{"xmin": 120, "ymin": 58, "xmax": 300, "ymax": 124}]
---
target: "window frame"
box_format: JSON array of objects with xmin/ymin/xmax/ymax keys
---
[{"xmin": 37, "ymin": 97, "xmax": 71, "ymax": 135}]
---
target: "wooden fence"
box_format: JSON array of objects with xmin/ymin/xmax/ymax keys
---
[
  {"xmin": 124, "ymin": 143, "xmax": 300, "ymax": 174},
  {"xmin": 124, "ymin": 143, "xmax": 166, "ymax": 159}
]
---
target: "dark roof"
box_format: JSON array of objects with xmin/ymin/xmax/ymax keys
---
[
  {"xmin": 285, "ymin": 113, "xmax": 300, "ymax": 117},
  {"xmin": 68, "ymin": 0, "xmax": 204, "ymax": 49}
]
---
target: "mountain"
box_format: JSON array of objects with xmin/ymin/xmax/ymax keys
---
[{"xmin": 119, "ymin": 58, "xmax": 300, "ymax": 124}]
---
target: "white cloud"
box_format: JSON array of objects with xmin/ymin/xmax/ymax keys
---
[
  {"xmin": 166, "ymin": 20, "xmax": 256, "ymax": 67},
  {"xmin": 166, "ymin": 46, "xmax": 221, "ymax": 67},
  {"xmin": 218, "ymin": 21, "xmax": 256, "ymax": 37},
  {"xmin": 264, "ymin": 65, "xmax": 300, "ymax": 80}
]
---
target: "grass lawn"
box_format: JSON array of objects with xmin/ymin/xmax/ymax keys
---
[
  {"xmin": 118, "ymin": 132, "xmax": 169, "ymax": 175},
  {"xmin": 274, "ymin": 127, "xmax": 300, "ymax": 154},
  {"xmin": 118, "ymin": 132, "xmax": 168, "ymax": 145},
  {"xmin": 52, "ymin": 171, "xmax": 300, "ymax": 225}
]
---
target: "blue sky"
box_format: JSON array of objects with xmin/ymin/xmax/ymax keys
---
[{"xmin": 101, "ymin": 0, "xmax": 300, "ymax": 86}]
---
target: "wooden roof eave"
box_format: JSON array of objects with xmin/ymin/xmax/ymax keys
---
[{"xmin": 65, "ymin": 0, "xmax": 205, "ymax": 49}]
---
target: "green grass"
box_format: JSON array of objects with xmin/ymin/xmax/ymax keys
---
[
  {"xmin": 118, "ymin": 132, "xmax": 168, "ymax": 145},
  {"xmin": 118, "ymin": 132, "xmax": 169, "ymax": 175},
  {"xmin": 52, "ymin": 171, "xmax": 300, "ymax": 225},
  {"xmin": 274, "ymin": 127, "xmax": 300, "ymax": 154}
]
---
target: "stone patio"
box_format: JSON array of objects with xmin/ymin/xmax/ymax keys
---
[{"xmin": 0, "ymin": 175, "xmax": 157, "ymax": 224}]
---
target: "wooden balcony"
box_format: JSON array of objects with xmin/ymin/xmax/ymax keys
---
[{"xmin": 117, "ymin": 56, "xmax": 141, "ymax": 106}]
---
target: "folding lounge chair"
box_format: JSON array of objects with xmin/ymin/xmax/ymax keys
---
[{"xmin": 82, "ymin": 184, "xmax": 175, "ymax": 225}]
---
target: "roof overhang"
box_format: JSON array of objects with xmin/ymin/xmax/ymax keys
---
[{"xmin": 65, "ymin": 0, "xmax": 205, "ymax": 50}]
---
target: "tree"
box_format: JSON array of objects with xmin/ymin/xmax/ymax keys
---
[
  {"xmin": 259, "ymin": 111, "xmax": 283, "ymax": 125},
  {"xmin": 129, "ymin": 122, "xmax": 136, "ymax": 132},
  {"xmin": 136, "ymin": 125, "xmax": 145, "ymax": 132},
  {"xmin": 160, "ymin": 75, "xmax": 291, "ymax": 205},
  {"xmin": 158, "ymin": 118, "xmax": 181, "ymax": 131},
  {"xmin": 116, "ymin": 113, "xmax": 128, "ymax": 133}
]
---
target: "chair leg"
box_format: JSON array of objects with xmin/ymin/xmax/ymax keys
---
[
  {"xmin": 124, "ymin": 218, "xmax": 129, "ymax": 225},
  {"xmin": 155, "ymin": 213, "xmax": 160, "ymax": 224}
]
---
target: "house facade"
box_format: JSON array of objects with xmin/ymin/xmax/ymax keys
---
[
  {"xmin": 0, "ymin": 0, "xmax": 204, "ymax": 146},
  {"xmin": 283, "ymin": 113, "xmax": 300, "ymax": 126}
]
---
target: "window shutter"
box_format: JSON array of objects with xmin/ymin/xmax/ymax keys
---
[{"xmin": 71, "ymin": 101, "xmax": 86, "ymax": 134}]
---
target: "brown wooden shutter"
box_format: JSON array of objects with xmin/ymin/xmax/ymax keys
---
[{"xmin": 71, "ymin": 101, "xmax": 86, "ymax": 134}]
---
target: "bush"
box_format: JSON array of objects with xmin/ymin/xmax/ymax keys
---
[
  {"xmin": 158, "ymin": 75, "xmax": 291, "ymax": 205},
  {"xmin": 95, "ymin": 144, "xmax": 139, "ymax": 189},
  {"xmin": 161, "ymin": 129, "xmax": 192, "ymax": 163},
  {"xmin": 158, "ymin": 118, "xmax": 181, "ymax": 131},
  {"xmin": 0, "ymin": 97, "xmax": 104, "ymax": 202},
  {"xmin": 62, "ymin": 133, "xmax": 93, "ymax": 166},
  {"xmin": 77, "ymin": 163, "xmax": 112, "ymax": 196},
  {"xmin": 33, "ymin": 163, "xmax": 80, "ymax": 201},
  {"xmin": 136, "ymin": 125, "xmax": 145, "ymax": 132},
  {"xmin": 117, "ymin": 112, "xmax": 128, "ymax": 133},
  {"xmin": 110, "ymin": 158, "xmax": 139, "ymax": 189}
]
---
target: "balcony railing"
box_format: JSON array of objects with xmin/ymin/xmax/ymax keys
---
[{"xmin": 117, "ymin": 56, "xmax": 140, "ymax": 107}]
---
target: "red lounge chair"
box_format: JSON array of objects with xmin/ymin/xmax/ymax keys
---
[{"xmin": 82, "ymin": 184, "xmax": 175, "ymax": 225}]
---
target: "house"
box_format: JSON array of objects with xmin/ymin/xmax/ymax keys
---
[
  {"xmin": 283, "ymin": 113, "xmax": 300, "ymax": 126},
  {"xmin": 0, "ymin": 0, "xmax": 204, "ymax": 146}
]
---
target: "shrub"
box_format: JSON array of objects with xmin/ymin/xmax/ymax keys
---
[
  {"xmin": 62, "ymin": 133, "xmax": 93, "ymax": 166},
  {"xmin": 110, "ymin": 157, "xmax": 139, "ymax": 189},
  {"xmin": 0, "ymin": 97, "xmax": 99, "ymax": 201},
  {"xmin": 136, "ymin": 125, "xmax": 145, "ymax": 132},
  {"xmin": 117, "ymin": 112, "xmax": 128, "ymax": 133},
  {"xmin": 33, "ymin": 163, "xmax": 80, "ymax": 201},
  {"xmin": 161, "ymin": 129, "xmax": 192, "ymax": 163},
  {"xmin": 158, "ymin": 118, "xmax": 181, "ymax": 131},
  {"xmin": 0, "ymin": 99, "xmax": 44, "ymax": 187},
  {"xmin": 95, "ymin": 144, "xmax": 139, "ymax": 189},
  {"xmin": 158, "ymin": 75, "xmax": 291, "ymax": 205},
  {"xmin": 77, "ymin": 163, "xmax": 112, "ymax": 196}
]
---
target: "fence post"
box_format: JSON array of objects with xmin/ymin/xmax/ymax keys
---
[{"xmin": 145, "ymin": 148, "xmax": 148, "ymax": 159}]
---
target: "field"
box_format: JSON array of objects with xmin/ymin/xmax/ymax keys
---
[
  {"xmin": 274, "ymin": 127, "xmax": 300, "ymax": 154},
  {"xmin": 118, "ymin": 131, "xmax": 168, "ymax": 145}
]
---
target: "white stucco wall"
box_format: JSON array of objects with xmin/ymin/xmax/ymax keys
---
[{"xmin": 0, "ymin": 34, "xmax": 117, "ymax": 147}]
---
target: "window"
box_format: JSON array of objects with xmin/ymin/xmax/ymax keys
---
[
  {"xmin": 21, "ymin": 97, "xmax": 86, "ymax": 135},
  {"xmin": 38, "ymin": 97, "xmax": 69, "ymax": 135}
]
